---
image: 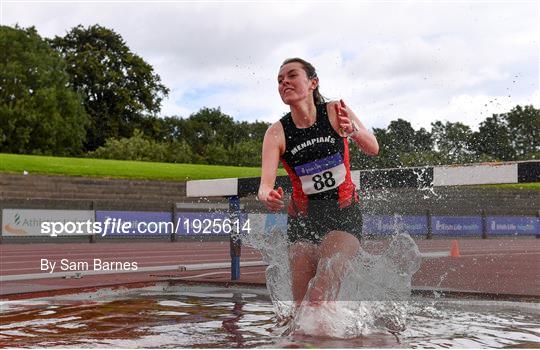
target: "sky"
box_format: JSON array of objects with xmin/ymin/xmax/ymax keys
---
[{"xmin": 2, "ymin": 0, "xmax": 539, "ymax": 131}]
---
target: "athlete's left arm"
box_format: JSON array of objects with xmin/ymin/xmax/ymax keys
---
[
  {"xmin": 333, "ymin": 100, "xmax": 379, "ymax": 156},
  {"xmin": 348, "ymin": 111, "xmax": 379, "ymax": 156}
]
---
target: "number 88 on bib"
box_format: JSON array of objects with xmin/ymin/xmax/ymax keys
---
[{"xmin": 293, "ymin": 153, "xmax": 346, "ymax": 195}]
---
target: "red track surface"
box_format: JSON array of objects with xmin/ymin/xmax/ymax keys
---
[{"xmin": 1, "ymin": 238, "xmax": 539, "ymax": 299}]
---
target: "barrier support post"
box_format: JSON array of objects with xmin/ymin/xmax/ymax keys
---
[
  {"xmin": 229, "ymin": 196, "xmax": 241, "ymax": 281},
  {"xmin": 89, "ymin": 201, "xmax": 96, "ymax": 243},
  {"xmin": 171, "ymin": 202, "xmax": 177, "ymax": 242},
  {"xmin": 481, "ymin": 209, "xmax": 488, "ymax": 239},
  {"xmin": 426, "ymin": 210, "xmax": 432, "ymax": 239},
  {"xmin": 536, "ymin": 209, "xmax": 540, "ymax": 238}
]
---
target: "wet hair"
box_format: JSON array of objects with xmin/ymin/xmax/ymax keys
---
[{"xmin": 280, "ymin": 57, "xmax": 326, "ymax": 104}]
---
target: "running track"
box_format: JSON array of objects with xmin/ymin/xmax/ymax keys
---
[{"xmin": 1, "ymin": 238, "xmax": 539, "ymax": 299}]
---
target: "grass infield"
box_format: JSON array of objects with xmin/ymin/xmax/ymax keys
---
[
  {"xmin": 470, "ymin": 183, "xmax": 540, "ymax": 190},
  {"xmin": 0, "ymin": 153, "xmax": 288, "ymax": 181},
  {"xmin": 0, "ymin": 153, "xmax": 538, "ymax": 189}
]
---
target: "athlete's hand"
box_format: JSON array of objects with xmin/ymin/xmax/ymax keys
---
[
  {"xmin": 335, "ymin": 99, "xmax": 355, "ymax": 137},
  {"xmin": 260, "ymin": 187, "xmax": 284, "ymax": 212}
]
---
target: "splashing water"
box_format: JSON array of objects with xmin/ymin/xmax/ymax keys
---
[
  {"xmin": 243, "ymin": 214, "xmax": 422, "ymax": 338},
  {"xmin": 241, "ymin": 214, "xmax": 294, "ymax": 320}
]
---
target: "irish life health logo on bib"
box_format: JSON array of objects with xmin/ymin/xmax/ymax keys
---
[{"xmin": 294, "ymin": 153, "xmax": 346, "ymax": 195}]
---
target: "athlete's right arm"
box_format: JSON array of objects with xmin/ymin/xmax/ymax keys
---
[{"xmin": 258, "ymin": 122, "xmax": 286, "ymax": 212}]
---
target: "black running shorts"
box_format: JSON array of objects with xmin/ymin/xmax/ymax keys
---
[{"xmin": 287, "ymin": 201, "xmax": 363, "ymax": 244}]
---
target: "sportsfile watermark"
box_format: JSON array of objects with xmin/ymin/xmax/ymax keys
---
[{"xmin": 41, "ymin": 217, "xmax": 251, "ymax": 237}]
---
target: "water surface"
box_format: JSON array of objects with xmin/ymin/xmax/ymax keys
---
[{"xmin": 1, "ymin": 286, "xmax": 538, "ymax": 348}]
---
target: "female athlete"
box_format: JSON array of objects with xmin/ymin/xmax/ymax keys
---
[{"xmin": 258, "ymin": 57, "xmax": 379, "ymax": 310}]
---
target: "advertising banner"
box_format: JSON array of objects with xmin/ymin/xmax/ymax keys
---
[
  {"xmin": 264, "ymin": 213, "xmax": 288, "ymax": 234},
  {"xmin": 363, "ymin": 215, "xmax": 427, "ymax": 235},
  {"xmin": 487, "ymin": 216, "xmax": 539, "ymax": 236},
  {"xmin": 431, "ymin": 216, "xmax": 482, "ymax": 236},
  {"xmin": 2, "ymin": 209, "xmax": 94, "ymax": 237}
]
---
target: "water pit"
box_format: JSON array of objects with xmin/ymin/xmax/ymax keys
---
[{"xmin": 1, "ymin": 280, "xmax": 538, "ymax": 348}]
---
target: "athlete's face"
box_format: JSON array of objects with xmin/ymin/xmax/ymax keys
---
[{"xmin": 278, "ymin": 62, "xmax": 318, "ymax": 105}]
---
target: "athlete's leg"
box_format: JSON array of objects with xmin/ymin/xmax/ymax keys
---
[
  {"xmin": 304, "ymin": 230, "xmax": 360, "ymax": 304},
  {"xmin": 288, "ymin": 242, "xmax": 320, "ymax": 307}
]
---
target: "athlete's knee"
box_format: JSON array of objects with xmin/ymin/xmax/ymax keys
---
[{"xmin": 320, "ymin": 230, "xmax": 360, "ymax": 258}]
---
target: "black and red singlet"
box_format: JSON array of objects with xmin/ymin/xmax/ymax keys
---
[{"xmin": 279, "ymin": 102, "xmax": 359, "ymax": 218}]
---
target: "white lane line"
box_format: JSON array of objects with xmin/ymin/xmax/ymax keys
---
[
  {"xmin": 0, "ymin": 253, "xmax": 262, "ymax": 265},
  {"xmin": 421, "ymin": 251, "xmax": 450, "ymax": 258},
  {"xmin": 11, "ymin": 247, "xmax": 533, "ymax": 258},
  {"xmin": 421, "ymin": 251, "xmax": 540, "ymax": 258},
  {"xmin": 0, "ymin": 258, "xmax": 264, "ymax": 273},
  {"xmin": 3, "ymin": 251, "xmax": 452, "ymax": 267},
  {"xmin": 459, "ymin": 252, "xmax": 540, "ymax": 258},
  {"xmin": 167, "ymin": 270, "xmax": 264, "ymax": 280},
  {"xmin": 6, "ymin": 249, "xmax": 538, "ymax": 273},
  {"xmin": 0, "ymin": 261, "xmax": 267, "ymax": 282},
  {"xmin": 455, "ymin": 250, "xmax": 540, "ymax": 254}
]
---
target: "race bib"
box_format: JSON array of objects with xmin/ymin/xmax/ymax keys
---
[{"xmin": 294, "ymin": 153, "xmax": 346, "ymax": 195}]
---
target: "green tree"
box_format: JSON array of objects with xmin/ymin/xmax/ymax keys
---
[
  {"xmin": 471, "ymin": 114, "xmax": 514, "ymax": 160},
  {"xmin": 180, "ymin": 107, "xmax": 236, "ymax": 157},
  {"xmin": 350, "ymin": 127, "xmax": 390, "ymax": 169},
  {"xmin": 227, "ymin": 139, "xmax": 263, "ymax": 167},
  {"xmin": 166, "ymin": 140, "xmax": 195, "ymax": 164},
  {"xmin": 386, "ymin": 119, "xmax": 416, "ymax": 154},
  {"xmin": 387, "ymin": 119, "xmax": 426, "ymax": 167},
  {"xmin": 203, "ymin": 142, "xmax": 229, "ymax": 165},
  {"xmin": 50, "ymin": 24, "xmax": 169, "ymax": 151},
  {"xmin": 414, "ymin": 127, "xmax": 433, "ymax": 152},
  {"xmin": 431, "ymin": 121, "xmax": 474, "ymax": 163},
  {"xmin": 0, "ymin": 25, "xmax": 88, "ymax": 155},
  {"xmin": 503, "ymin": 105, "xmax": 539, "ymax": 158},
  {"xmin": 399, "ymin": 150, "xmax": 441, "ymax": 167},
  {"xmin": 88, "ymin": 129, "xmax": 167, "ymax": 161},
  {"xmin": 246, "ymin": 120, "xmax": 271, "ymax": 141},
  {"xmin": 228, "ymin": 120, "xmax": 270, "ymax": 143},
  {"xmin": 139, "ymin": 116, "xmax": 186, "ymax": 143},
  {"xmin": 89, "ymin": 129, "xmax": 194, "ymax": 163}
]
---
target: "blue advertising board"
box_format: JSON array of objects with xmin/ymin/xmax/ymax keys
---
[
  {"xmin": 264, "ymin": 213, "xmax": 288, "ymax": 233},
  {"xmin": 95, "ymin": 211, "xmax": 173, "ymax": 236},
  {"xmin": 363, "ymin": 215, "xmax": 427, "ymax": 236},
  {"xmin": 174, "ymin": 212, "xmax": 249, "ymax": 236},
  {"xmin": 487, "ymin": 216, "xmax": 539, "ymax": 236},
  {"xmin": 431, "ymin": 216, "xmax": 482, "ymax": 236}
]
